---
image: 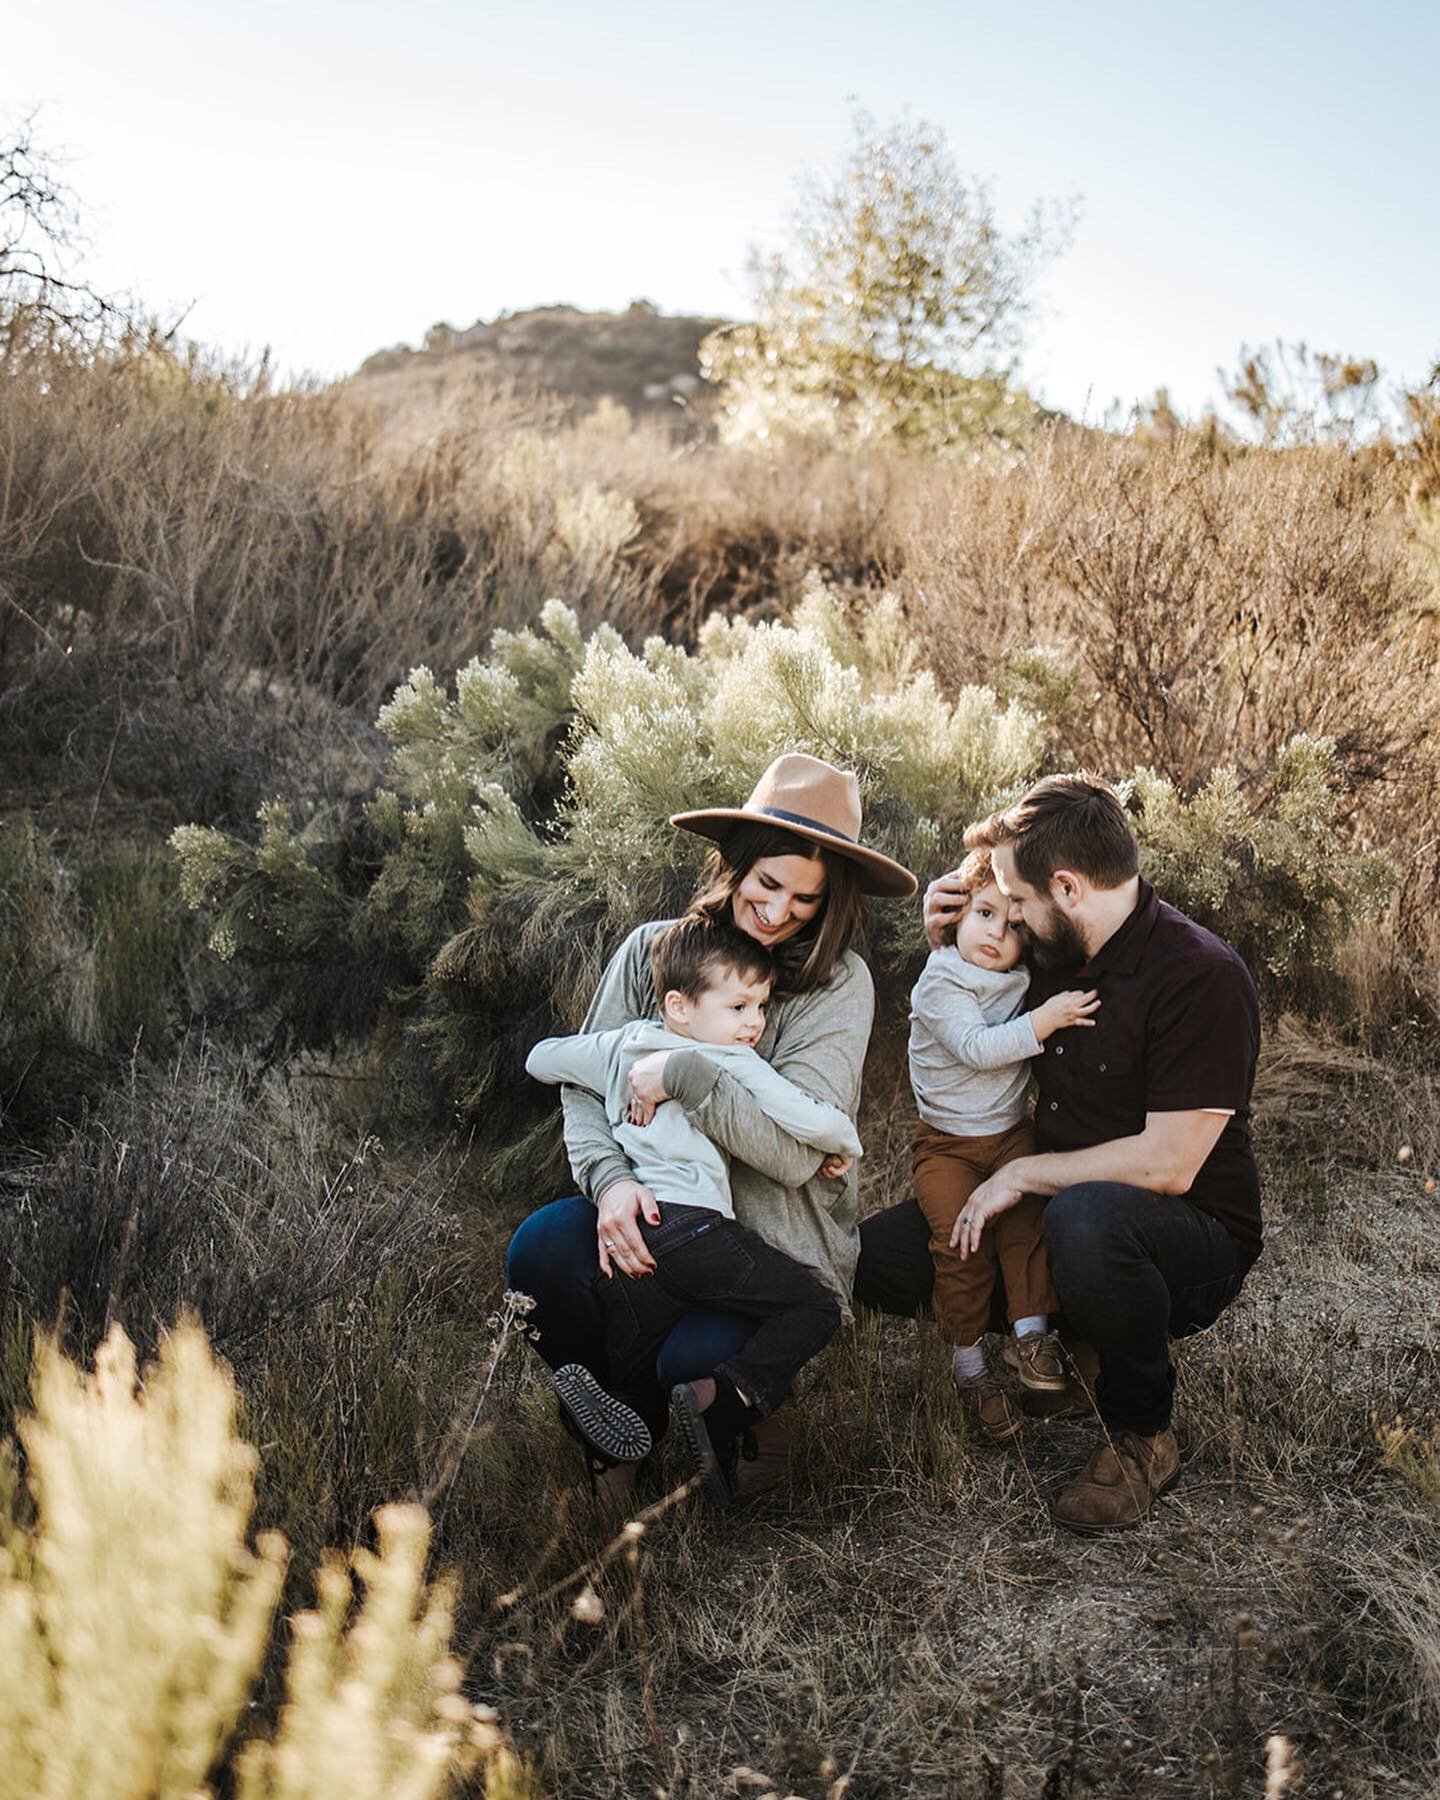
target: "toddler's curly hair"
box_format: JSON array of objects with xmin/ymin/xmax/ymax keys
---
[{"xmin": 937, "ymin": 845, "xmax": 999, "ymax": 946}]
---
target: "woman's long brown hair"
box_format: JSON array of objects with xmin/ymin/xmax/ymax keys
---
[{"xmin": 687, "ymin": 822, "xmax": 868, "ymax": 995}]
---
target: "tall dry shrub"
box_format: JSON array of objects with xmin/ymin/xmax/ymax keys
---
[
  {"xmin": 0, "ymin": 336, "xmax": 666, "ymax": 711},
  {"xmin": 0, "ymin": 1044, "xmax": 493, "ymax": 1561},
  {"xmin": 899, "ymin": 428, "xmax": 1440, "ymax": 920}
]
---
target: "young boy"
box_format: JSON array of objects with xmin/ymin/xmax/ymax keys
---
[
  {"xmin": 525, "ymin": 914, "xmax": 859, "ymax": 1500},
  {"xmin": 908, "ymin": 847, "xmax": 1099, "ymax": 1440}
]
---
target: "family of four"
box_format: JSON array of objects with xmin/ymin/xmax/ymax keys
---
[{"xmin": 507, "ymin": 753, "xmax": 1261, "ymax": 1532}]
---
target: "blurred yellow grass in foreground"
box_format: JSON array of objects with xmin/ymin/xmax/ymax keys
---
[{"xmin": 0, "ymin": 1319, "xmax": 534, "ymax": 1800}]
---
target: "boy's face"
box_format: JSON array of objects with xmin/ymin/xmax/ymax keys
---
[
  {"xmin": 954, "ymin": 880, "xmax": 1023, "ymax": 973},
  {"xmin": 664, "ymin": 963, "xmax": 771, "ymax": 1047}
]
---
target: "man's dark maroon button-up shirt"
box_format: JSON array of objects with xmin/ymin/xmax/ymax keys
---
[{"xmin": 1029, "ymin": 877, "xmax": 1263, "ymax": 1262}]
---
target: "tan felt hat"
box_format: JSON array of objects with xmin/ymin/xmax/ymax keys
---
[{"xmin": 670, "ymin": 753, "xmax": 917, "ymax": 899}]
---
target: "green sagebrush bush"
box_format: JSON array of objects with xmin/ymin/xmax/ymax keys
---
[
  {"xmin": 0, "ymin": 1318, "xmax": 533, "ymax": 1799},
  {"xmin": 171, "ymin": 587, "xmax": 1045, "ymax": 1131},
  {"xmin": 170, "ymin": 590, "xmax": 1392, "ymax": 1136},
  {"xmin": 1129, "ymin": 736, "xmax": 1395, "ymax": 984}
]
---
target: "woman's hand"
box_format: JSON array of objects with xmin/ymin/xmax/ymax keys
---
[
  {"xmin": 596, "ymin": 1179, "xmax": 661, "ymax": 1279},
  {"xmin": 626, "ymin": 1051, "xmax": 671, "ymax": 1127},
  {"xmin": 818, "ymin": 1153, "xmax": 854, "ymax": 1180},
  {"xmin": 923, "ymin": 869, "xmax": 969, "ymax": 950}
]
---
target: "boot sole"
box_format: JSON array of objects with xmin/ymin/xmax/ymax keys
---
[
  {"xmin": 1002, "ymin": 1339, "xmax": 1070, "ymax": 1393},
  {"xmin": 1049, "ymin": 1464, "xmax": 1182, "ymax": 1534},
  {"xmin": 670, "ymin": 1383, "xmax": 735, "ymax": 1504},
  {"xmin": 552, "ymin": 1365, "xmax": 652, "ymax": 1465}
]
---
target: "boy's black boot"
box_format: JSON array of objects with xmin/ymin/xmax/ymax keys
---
[
  {"xmin": 670, "ymin": 1376, "xmax": 760, "ymax": 1505},
  {"xmin": 552, "ymin": 1364, "xmax": 653, "ymax": 1466}
]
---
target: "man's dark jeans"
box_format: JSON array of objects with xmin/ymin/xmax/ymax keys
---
[
  {"xmin": 1043, "ymin": 1182, "xmax": 1250, "ymax": 1434},
  {"xmin": 602, "ymin": 1202, "xmax": 841, "ymax": 1438},
  {"xmin": 856, "ymin": 1183, "xmax": 1251, "ymax": 1435}
]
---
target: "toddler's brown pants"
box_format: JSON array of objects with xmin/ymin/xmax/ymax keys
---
[{"xmin": 912, "ymin": 1118, "xmax": 1057, "ymax": 1347}]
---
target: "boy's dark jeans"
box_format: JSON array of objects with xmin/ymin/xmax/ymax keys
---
[
  {"xmin": 856, "ymin": 1182, "xmax": 1252, "ymax": 1437},
  {"xmin": 601, "ymin": 1203, "xmax": 841, "ymax": 1439}
]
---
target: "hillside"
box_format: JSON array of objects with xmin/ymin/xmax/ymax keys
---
[{"xmin": 351, "ymin": 299, "xmax": 730, "ymax": 426}]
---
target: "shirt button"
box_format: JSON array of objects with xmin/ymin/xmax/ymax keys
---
[
  {"xmin": 1055, "ymin": 1046, "xmax": 1063, "ymax": 1055},
  {"xmin": 1049, "ymin": 1101, "xmax": 1059, "ymax": 1112},
  {"xmin": 1099, "ymin": 1062, "xmax": 1107, "ymax": 1072}
]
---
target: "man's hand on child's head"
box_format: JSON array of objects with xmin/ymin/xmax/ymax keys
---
[{"xmin": 922, "ymin": 869, "xmax": 969, "ymax": 951}]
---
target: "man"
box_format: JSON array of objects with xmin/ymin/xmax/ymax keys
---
[{"xmin": 856, "ymin": 772, "xmax": 1262, "ymax": 1531}]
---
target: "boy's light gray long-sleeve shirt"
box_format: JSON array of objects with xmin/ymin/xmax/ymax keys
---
[
  {"xmin": 559, "ymin": 921, "xmax": 875, "ymax": 1310},
  {"xmin": 907, "ymin": 948, "xmax": 1040, "ymax": 1136},
  {"xmin": 528, "ymin": 1021, "xmax": 861, "ymax": 1220}
]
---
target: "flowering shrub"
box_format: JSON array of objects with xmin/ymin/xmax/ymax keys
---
[{"xmin": 170, "ymin": 594, "xmax": 1393, "ymax": 1125}]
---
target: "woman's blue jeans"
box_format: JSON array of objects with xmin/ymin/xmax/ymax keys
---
[{"xmin": 505, "ymin": 1195, "xmax": 752, "ymax": 1389}]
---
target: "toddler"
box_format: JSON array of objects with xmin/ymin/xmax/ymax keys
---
[
  {"xmin": 525, "ymin": 913, "xmax": 859, "ymax": 1500},
  {"xmin": 908, "ymin": 847, "xmax": 1098, "ymax": 1439}
]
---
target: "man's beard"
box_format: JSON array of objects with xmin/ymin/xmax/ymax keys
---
[{"xmin": 1022, "ymin": 899, "xmax": 1088, "ymax": 971}]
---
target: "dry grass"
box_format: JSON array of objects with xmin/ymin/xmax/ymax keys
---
[
  {"xmin": 4, "ymin": 334, "xmax": 1440, "ymax": 1794},
  {"xmin": 460, "ymin": 1022, "xmax": 1440, "ymax": 1796}
]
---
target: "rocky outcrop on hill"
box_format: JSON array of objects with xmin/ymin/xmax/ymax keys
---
[{"xmin": 355, "ymin": 300, "xmax": 730, "ymax": 423}]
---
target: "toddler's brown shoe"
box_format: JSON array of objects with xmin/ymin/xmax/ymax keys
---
[
  {"xmin": 1004, "ymin": 1329, "xmax": 1069, "ymax": 1392},
  {"xmin": 1050, "ymin": 1428, "xmax": 1181, "ymax": 1532},
  {"xmin": 956, "ymin": 1370, "xmax": 1024, "ymax": 1442}
]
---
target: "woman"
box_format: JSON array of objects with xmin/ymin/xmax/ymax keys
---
[{"xmin": 505, "ymin": 752, "xmax": 916, "ymax": 1494}]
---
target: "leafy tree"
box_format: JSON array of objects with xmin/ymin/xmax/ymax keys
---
[{"xmin": 700, "ymin": 107, "xmax": 1075, "ymax": 452}]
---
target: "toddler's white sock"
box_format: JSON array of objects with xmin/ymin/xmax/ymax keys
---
[
  {"xmin": 952, "ymin": 1342, "xmax": 986, "ymax": 1384},
  {"xmin": 1013, "ymin": 1315, "xmax": 1047, "ymax": 1339}
]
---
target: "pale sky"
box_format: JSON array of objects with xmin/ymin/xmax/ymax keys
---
[{"xmin": 8, "ymin": 0, "xmax": 1438, "ymax": 421}]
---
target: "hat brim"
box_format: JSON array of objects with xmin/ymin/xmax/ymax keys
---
[{"xmin": 669, "ymin": 806, "xmax": 918, "ymax": 899}]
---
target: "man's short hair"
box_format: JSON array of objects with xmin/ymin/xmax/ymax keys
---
[
  {"xmin": 964, "ymin": 773, "xmax": 1138, "ymax": 891},
  {"xmin": 651, "ymin": 913, "xmax": 775, "ymax": 1003}
]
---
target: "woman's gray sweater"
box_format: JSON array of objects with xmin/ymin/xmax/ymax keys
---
[{"xmin": 560, "ymin": 920, "xmax": 875, "ymax": 1310}]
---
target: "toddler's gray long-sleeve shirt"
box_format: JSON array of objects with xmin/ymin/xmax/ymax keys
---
[{"xmin": 907, "ymin": 948, "xmax": 1040, "ymax": 1136}]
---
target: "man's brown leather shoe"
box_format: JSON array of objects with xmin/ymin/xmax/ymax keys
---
[{"xmin": 1051, "ymin": 1428, "xmax": 1181, "ymax": 1532}]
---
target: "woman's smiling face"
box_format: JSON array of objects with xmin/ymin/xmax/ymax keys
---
[{"xmin": 731, "ymin": 851, "xmax": 828, "ymax": 946}]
